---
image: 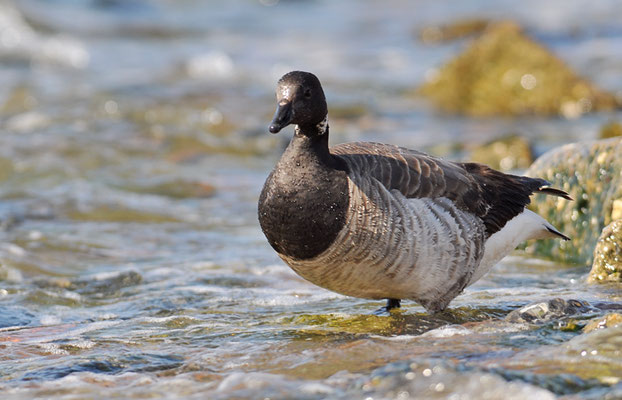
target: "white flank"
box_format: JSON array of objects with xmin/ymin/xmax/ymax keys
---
[{"xmin": 468, "ymin": 208, "xmax": 560, "ymax": 286}]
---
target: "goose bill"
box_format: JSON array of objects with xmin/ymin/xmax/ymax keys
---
[{"xmin": 269, "ymin": 101, "xmax": 293, "ymax": 133}]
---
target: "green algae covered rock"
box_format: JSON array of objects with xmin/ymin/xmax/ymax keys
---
[
  {"xmin": 419, "ymin": 22, "xmax": 619, "ymax": 117},
  {"xmin": 588, "ymin": 219, "xmax": 622, "ymax": 283},
  {"xmin": 525, "ymin": 138, "xmax": 622, "ymax": 265},
  {"xmin": 469, "ymin": 134, "xmax": 533, "ymax": 172}
]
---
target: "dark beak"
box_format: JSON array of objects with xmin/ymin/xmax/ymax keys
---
[{"xmin": 269, "ymin": 101, "xmax": 293, "ymax": 134}]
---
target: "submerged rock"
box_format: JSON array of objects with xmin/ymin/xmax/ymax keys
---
[
  {"xmin": 492, "ymin": 324, "xmax": 622, "ymax": 387},
  {"xmin": 35, "ymin": 270, "xmax": 142, "ymax": 298},
  {"xmin": 505, "ymin": 298, "xmax": 593, "ymax": 323},
  {"xmin": 525, "ymin": 138, "xmax": 622, "ymax": 265},
  {"xmin": 351, "ymin": 360, "xmax": 556, "ymax": 400},
  {"xmin": 469, "ymin": 134, "xmax": 533, "ymax": 172},
  {"xmin": 589, "ymin": 220, "xmax": 622, "ymax": 283},
  {"xmin": 419, "ymin": 21, "xmax": 619, "ymax": 117}
]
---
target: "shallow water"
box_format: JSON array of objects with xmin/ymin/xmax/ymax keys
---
[{"xmin": 1, "ymin": 0, "xmax": 622, "ymax": 398}]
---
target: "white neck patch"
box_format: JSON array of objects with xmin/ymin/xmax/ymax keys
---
[
  {"xmin": 316, "ymin": 117, "xmax": 328, "ymax": 135},
  {"xmin": 295, "ymin": 117, "xmax": 328, "ymax": 136}
]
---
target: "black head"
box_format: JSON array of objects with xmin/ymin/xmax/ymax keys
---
[{"xmin": 269, "ymin": 71, "xmax": 328, "ymax": 134}]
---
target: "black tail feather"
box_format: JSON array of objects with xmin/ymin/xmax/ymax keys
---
[
  {"xmin": 537, "ymin": 186, "xmax": 573, "ymax": 201},
  {"xmin": 546, "ymin": 225, "xmax": 571, "ymax": 241}
]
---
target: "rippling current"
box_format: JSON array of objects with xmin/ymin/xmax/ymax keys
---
[{"xmin": 1, "ymin": 0, "xmax": 622, "ymax": 398}]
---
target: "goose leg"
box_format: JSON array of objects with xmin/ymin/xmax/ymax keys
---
[{"xmin": 374, "ymin": 298, "xmax": 401, "ymax": 315}]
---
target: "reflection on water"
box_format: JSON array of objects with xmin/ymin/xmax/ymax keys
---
[{"xmin": 1, "ymin": 0, "xmax": 622, "ymax": 398}]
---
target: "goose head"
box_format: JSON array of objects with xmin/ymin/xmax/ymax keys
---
[{"xmin": 269, "ymin": 71, "xmax": 328, "ymax": 135}]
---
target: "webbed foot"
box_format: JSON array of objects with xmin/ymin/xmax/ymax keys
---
[{"xmin": 373, "ymin": 298, "xmax": 401, "ymax": 315}]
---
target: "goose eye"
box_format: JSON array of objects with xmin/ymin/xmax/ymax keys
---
[{"xmin": 304, "ymin": 89, "xmax": 312, "ymax": 98}]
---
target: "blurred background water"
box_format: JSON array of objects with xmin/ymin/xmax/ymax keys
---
[{"xmin": 1, "ymin": 0, "xmax": 622, "ymax": 399}]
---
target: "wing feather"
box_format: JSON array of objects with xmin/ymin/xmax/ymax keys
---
[{"xmin": 331, "ymin": 142, "xmax": 570, "ymax": 237}]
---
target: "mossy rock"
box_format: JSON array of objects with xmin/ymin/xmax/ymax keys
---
[
  {"xmin": 419, "ymin": 21, "xmax": 619, "ymax": 117},
  {"xmin": 599, "ymin": 120, "xmax": 622, "ymax": 139},
  {"xmin": 469, "ymin": 134, "xmax": 533, "ymax": 172},
  {"xmin": 588, "ymin": 219, "xmax": 622, "ymax": 283},
  {"xmin": 525, "ymin": 137, "xmax": 622, "ymax": 265}
]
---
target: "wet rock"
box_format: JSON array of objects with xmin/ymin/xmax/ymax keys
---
[
  {"xmin": 525, "ymin": 137, "xmax": 622, "ymax": 264},
  {"xmin": 350, "ymin": 360, "xmax": 556, "ymax": 400},
  {"xmin": 419, "ymin": 21, "xmax": 619, "ymax": 117},
  {"xmin": 418, "ymin": 18, "xmax": 491, "ymax": 43},
  {"xmin": 35, "ymin": 270, "xmax": 142, "ymax": 298},
  {"xmin": 583, "ymin": 313, "xmax": 622, "ymax": 333},
  {"xmin": 599, "ymin": 120, "xmax": 622, "ymax": 139},
  {"xmin": 285, "ymin": 306, "xmax": 499, "ymax": 336},
  {"xmin": 588, "ymin": 219, "xmax": 622, "ymax": 283},
  {"xmin": 468, "ymin": 134, "xmax": 533, "ymax": 172},
  {"xmin": 505, "ymin": 298, "xmax": 593, "ymax": 323},
  {"xmin": 286, "ymin": 314, "xmax": 399, "ymax": 336}
]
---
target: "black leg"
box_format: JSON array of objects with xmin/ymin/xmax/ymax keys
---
[{"xmin": 373, "ymin": 298, "xmax": 401, "ymax": 315}]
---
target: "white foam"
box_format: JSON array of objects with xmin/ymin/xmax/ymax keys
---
[
  {"xmin": 0, "ymin": 2, "xmax": 89, "ymax": 67},
  {"xmin": 421, "ymin": 324, "xmax": 472, "ymax": 338},
  {"xmin": 37, "ymin": 342, "xmax": 68, "ymax": 355},
  {"xmin": 369, "ymin": 334, "xmax": 420, "ymax": 342},
  {"xmin": 186, "ymin": 51, "xmax": 235, "ymax": 80},
  {"xmin": 40, "ymin": 314, "xmax": 62, "ymax": 326},
  {"xmin": 216, "ymin": 371, "xmax": 291, "ymax": 392}
]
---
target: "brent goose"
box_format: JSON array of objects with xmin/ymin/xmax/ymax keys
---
[{"xmin": 258, "ymin": 71, "xmax": 571, "ymax": 314}]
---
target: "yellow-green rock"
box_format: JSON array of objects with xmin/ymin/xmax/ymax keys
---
[
  {"xmin": 599, "ymin": 120, "xmax": 622, "ymax": 139},
  {"xmin": 419, "ymin": 21, "xmax": 619, "ymax": 117},
  {"xmin": 525, "ymin": 137, "xmax": 622, "ymax": 264},
  {"xmin": 588, "ymin": 219, "xmax": 622, "ymax": 283},
  {"xmin": 469, "ymin": 134, "xmax": 533, "ymax": 172}
]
